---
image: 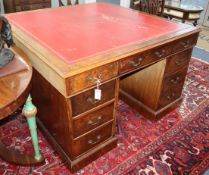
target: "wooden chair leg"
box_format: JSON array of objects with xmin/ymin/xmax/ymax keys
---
[{"xmin": 22, "ymin": 94, "xmax": 44, "ymax": 161}]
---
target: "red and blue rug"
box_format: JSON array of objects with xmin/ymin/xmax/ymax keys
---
[{"xmin": 0, "ymin": 58, "xmax": 209, "ymax": 175}]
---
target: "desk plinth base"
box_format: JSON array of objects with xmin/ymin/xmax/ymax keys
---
[{"xmin": 119, "ymin": 89, "xmax": 182, "ymax": 121}]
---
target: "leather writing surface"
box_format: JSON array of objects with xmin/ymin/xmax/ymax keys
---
[{"xmin": 7, "ymin": 3, "xmax": 187, "ymax": 64}]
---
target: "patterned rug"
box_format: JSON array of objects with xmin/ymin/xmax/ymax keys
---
[{"xmin": 0, "ymin": 58, "xmax": 208, "ymax": 175}]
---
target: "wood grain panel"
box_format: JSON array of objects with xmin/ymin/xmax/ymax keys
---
[
  {"xmin": 120, "ymin": 59, "xmax": 166, "ymax": 110},
  {"xmin": 67, "ymin": 62, "xmax": 118, "ymax": 96},
  {"xmin": 165, "ymin": 48, "xmax": 192, "ymax": 75},
  {"xmin": 73, "ymin": 103, "xmax": 114, "ymax": 138},
  {"xmin": 119, "ymin": 43, "xmax": 171, "ymax": 74},
  {"xmin": 31, "ymin": 69, "xmax": 73, "ymax": 158},
  {"xmin": 158, "ymin": 66, "xmax": 188, "ymax": 109},
  {"xmin": 72, "ymin": 123, "xmax": 113, "ymax": 158},
  {"xmin": 0, "ymin": 46, "xmax": 32, "ymax": 120},
  {"xmin": 171, "ymin": 33, "xmax": 198, "ymax": 53},
  {"xmin": 71, "ymin": 80, "xmax": 116, "ymax": 117}
]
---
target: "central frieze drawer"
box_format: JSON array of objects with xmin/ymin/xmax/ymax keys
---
[
  {"xmin": 71, "ymin": 123, "xmax": 113, "ymax": 158},
  {"xmin": 71, "ymin": 80, "xmax": 116, "ymax": 117},
  {"xmin": 119, "ymin": 43, "xmax": 172, "ymax": 74},
  {"xmin": 72, "ymin": 103, "xmax": 114, "ymax": 138},
  {"xmin": 67, "ymin": 62, "xmax": 118, "ymax": 96}
]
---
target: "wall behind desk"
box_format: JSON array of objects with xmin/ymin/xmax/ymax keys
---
[
  {"xmin": 97, "ymin": 0, "xmax": 120, "ymax": 5},
  {"xmin": 51, "ymin": 0, "xmax": 130, "ymax": 7},
  {"xmin": 0, "ymin": 0, "xmax": 4, "ymax": 13}
]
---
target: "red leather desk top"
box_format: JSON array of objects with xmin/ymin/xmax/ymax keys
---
[{"xmin": 7, "ymin": 3, "xmax": 187, "ymax": 64}]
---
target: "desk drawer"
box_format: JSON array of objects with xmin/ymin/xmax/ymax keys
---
[
  {"xmin": 72, "ymin": 103, "xmax": 114, "ymax": 138},
  {"xmin": 119, "ymin": 44, "xmax": 171, "ymax": 74},
  {"xmin": 71, "ymin": 80, "xmax": 116, "ymax": 117},
  {"xmin": 72, "ymin": 122, "xmax": 113, "ymax": 158},
  {"xmin": 171, "ymin": 34, "xmax": 198, "ymax": 54},
  {"xmin": 158, "ymin": 86, "xmax": 182, "ymax": 109},
  {"xmin": 67, "ymin": 62, "xmax": 117, "ymax": 95},
  {"xmin": 165, "ymin": 49, "xmax": 192, "ymax": 75},
  {"xmin": 158, "ymin": 67, "xmax": 188, "ymax": 109}
]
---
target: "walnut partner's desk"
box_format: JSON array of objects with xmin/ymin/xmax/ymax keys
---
[{"xmin": 7, "ymin": 3, "xmax": 200, "ymax": 172}]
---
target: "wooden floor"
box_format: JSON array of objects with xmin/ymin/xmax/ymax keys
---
[
  {"xmin": 193, "ymin": 26, "xmax": 209, "ymax": 63},
  {"xmin": 197, "ymin": 26, "xmax": 209, "ymax": 51}
]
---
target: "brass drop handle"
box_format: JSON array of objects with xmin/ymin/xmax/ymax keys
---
[
  {"xmin": 86, "ymin": 75, "xmax": 94, "ymax": 82},
  {"xmin": 128, "ymin": 57, "xmax": 143, "ymax": 67},
  {"xmin": 167, "ymin": 93, "xmax": 176, "ymax": 100},
  {"xmin": 87, "ymin": 97, "xmax": 100, "ymax": 104},
  {"xmin": 97, "ymin": 72, "xmax": 103, "ymax": 79},
  {"xmin": 88, "ymin": 135, "xmax": 101, "ymax": 145},
  {"xmin": 155, "ymin": 49, "xmax": 166, "ymax": 58},
  {"xmin": 86, "ymin": 73, "xmax": 103, "ymax": 82},
  {"xmin": 88, "ymin": 116, "xmax": 102, "ymax": 126},
  {"xmin": 170, "ymin": 76, "xmax": 180, "ymax": 84},
  {"xmin": 180, "ymin": 41, "xmax": 190, "ymax": 48}
]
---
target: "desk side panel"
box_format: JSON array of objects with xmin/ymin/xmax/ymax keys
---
[
  {"xmin": 31, "ymin": 69, "xmax": 73, "ymax": 158},
  {"xmin": 13, "ymin": 33, "xmax": 67, "ymax": 97}
]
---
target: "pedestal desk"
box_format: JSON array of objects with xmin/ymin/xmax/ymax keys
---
[{"xmin": 7, "ymin": 3, "xmax": 200, "ymax": 172}]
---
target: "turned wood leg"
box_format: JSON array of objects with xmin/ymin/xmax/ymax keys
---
[
  {"xmin": 0, "ymin": 95, "xmax": 44, "ymax": 165},
  {"xmin": 22, "ymin": 94, "xmax": 43, "ymax": 161}
]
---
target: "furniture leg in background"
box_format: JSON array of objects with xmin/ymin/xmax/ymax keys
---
[{"xmin": 163, "ymin": 0, "xmax": 203, "ymax": 26}]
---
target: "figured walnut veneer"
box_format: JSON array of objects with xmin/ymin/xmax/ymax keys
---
[{"xmin": 7, "ymin": 3, "xmax": 200, "ymax": 172}]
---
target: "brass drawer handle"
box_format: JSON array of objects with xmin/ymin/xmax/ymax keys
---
[
  {"xmin": 86, "ymin": 73, "xmax": 103, "ymax": 82},
  {"xmin": 97, "ymin": 72, "xmax": 103, "ymax": 79},
  {"xmin": 87, "ymin": 97, "xmax": 100, "ymax": 104},
  {"xmin": 170, "ymin": 76, "xmax": 180, "ymax": 84},
  {"xmin": 167, "ymin": 93, "xmax": 176, "ymax": 100},
  {"xmin": 88, "ymin": 135, "xmax": 101, "ymax": 145},
  {"xmin": 86, "ymin": 75, "xmax": 94, "ymax": 82},
  {"xmin": 88, "ymin": 116, "xmax": 102, "ymax": 126},
  {"xmin": 155, "ymin": 49, "xmax": 166, "ymax": 58},
  {"xmin": 128, "ymin": 57, "xmax": 143, "ymax": 67},
  {"xmin": 180, "ymin": 41, "xmax": 190, "ymax": 48}
]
